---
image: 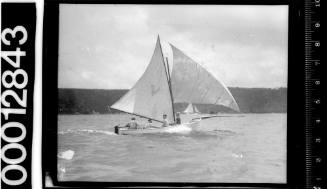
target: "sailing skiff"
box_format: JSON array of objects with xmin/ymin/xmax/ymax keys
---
[
  {"xmin": 111, "ymin": 36, "xmax": 239, "ymax": 135},
  {"xmin": 114, "ymin": 120, "xmax": 200, "ymax": 135},
  {"xmin": 183, "ymin": 103, "xmax": 200, "ymax": 114}
]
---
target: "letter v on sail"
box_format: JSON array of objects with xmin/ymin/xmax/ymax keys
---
[{"xmin": 111, "ymin": 36, "xmax": 240, "ymax": 124}]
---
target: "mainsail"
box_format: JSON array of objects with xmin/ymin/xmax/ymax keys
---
[
  {"xmin": 110, "ymin": 37, "xmax": 174, "ymax": 123},
  {"xmin": 170, "ymin": 45, "xmax": 240, "ymax": 112}
]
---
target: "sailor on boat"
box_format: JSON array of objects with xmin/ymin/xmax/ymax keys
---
[
  {"xmin": 145, "ymin": 119, "xmax": 153, "ymax": 129},
  {"xmin": 162, "ymin": 114, "xmax": 169, "ymax": 127},
  {"xmin": 175, "ymin": 112, "xmax": 181, "ymax": 124},
  {"xmin": 125, "ymin": 117, "xmax": 139, "ymax": 129}
]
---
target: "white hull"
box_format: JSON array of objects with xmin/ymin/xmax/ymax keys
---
[{"xmin": 115, "ymin": 120, "xmax": 200, "ymax": 135}]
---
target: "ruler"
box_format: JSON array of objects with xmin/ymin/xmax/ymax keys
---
[{"xmin": 304, "ymin": 0, "xmax": 322, "ymax": 188}]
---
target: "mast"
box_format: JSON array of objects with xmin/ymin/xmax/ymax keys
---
[
  {"xmin": 111, "ymin": 36, "xmax": 175, "ymax": 122},
  {"xmin": 157, "ymin": 35, "xmax": 175, "ymax": 122},
  {"xmin": 166, "ymin": 57, "xmax": 176, "ymax": 122}
]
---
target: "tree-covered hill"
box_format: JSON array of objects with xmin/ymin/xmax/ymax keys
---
[{"xmin": 58, "ymin": 87, "xmax": 287, "ymax": 114}]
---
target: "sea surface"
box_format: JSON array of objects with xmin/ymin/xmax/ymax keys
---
[{"xmin": 58, "ymin": 113, "xmax": 286, "ymax": 183}]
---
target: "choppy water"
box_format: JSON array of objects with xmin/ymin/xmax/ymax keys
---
[{"xmin": 58, "ymin": 113, "xmax": 286, "ymax": 183}]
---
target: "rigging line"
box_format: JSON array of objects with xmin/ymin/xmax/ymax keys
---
[
  {"xmin": 158, "ymin": 36, "xmax": 175, "ymax": 122},
  {"xmin": 214, "ymin": 96, "xmax": 222, "ymax": 105},
  {"xmin": 188, "ymin": 59, "xmax": 201, "ymax": 103},
  {"xmin": 200, "ymin": 86, "xmax": 210, "ymax": 104},
  {"xmin": 198, "ymin": 72, "xmax": 210, "ymax": 104},
  {"xmin": 166, "ymin": 58, "xmax": 176, "ymax": 121},
  {"xmin": 197, "ymin": 68, "xmax": 207, "ymax": 104},
  {"xmin": 192, "ymin": 103, "xmax": 196, "ymax": 113}
]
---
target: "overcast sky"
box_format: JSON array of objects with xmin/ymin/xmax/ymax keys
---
[{"xmin": 58, "ymin": 4, "xmax": 288, "ymax": 89}]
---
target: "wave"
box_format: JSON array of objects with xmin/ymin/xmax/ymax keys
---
[
  {"xmin": 186, "ymin": 129, "xmax": 238, "ymax": 138},
  {"xmin": 231, "ymin": 153, "xmax": 244, "ymax": 159},
  {"xmin": 58, "ymin": 150, "xmax": 75, "ymax": 160},
  {"xmin": 58, "ymin": 129, "xmax": 116, "ymax": 136},
  {"xmin": 212, "ymin": 129, "xmax": 237, "ymax": 135}
]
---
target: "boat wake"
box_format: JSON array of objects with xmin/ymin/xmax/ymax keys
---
[
  {"xmin": 58, "ymin": 129, "xmax": 116, "ymax": 136},
  {"xmin": 163, "ymin": 124, "xmax": 192, "ymax": 134}
]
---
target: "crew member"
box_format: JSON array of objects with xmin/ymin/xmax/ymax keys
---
[
  {"xmin": 162, "ymin": 114, "xmax": 169, "ymax": 127},
  {"xmin": 175, "ymin": 112, "xmax": 181, "ymax": 124},
  {"xmin": 125, "ymin": 117, "xmax": 138, "ymax": 129},
  {"xmin": 145, "ymin": 119, "xmax": 153, "ymax": 129}
]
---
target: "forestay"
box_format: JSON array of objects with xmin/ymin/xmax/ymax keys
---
[{"xmin": 110, "ymin": 37, "xmax": 174, "ymax": 123}]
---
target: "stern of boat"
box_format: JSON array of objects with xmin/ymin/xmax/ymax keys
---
[{"xmin": 114, "ymin": 125, "xmax": 120, "ymax": 135}]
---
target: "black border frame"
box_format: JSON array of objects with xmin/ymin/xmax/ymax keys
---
[{"xmin": 43, "ymin": 0, "xmax": 305, "ymax": 188}]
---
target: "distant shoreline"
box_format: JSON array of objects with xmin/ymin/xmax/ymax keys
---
[{"xmin": 58, "ymin": 87, "xmax": 287, "ymax": 114}]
